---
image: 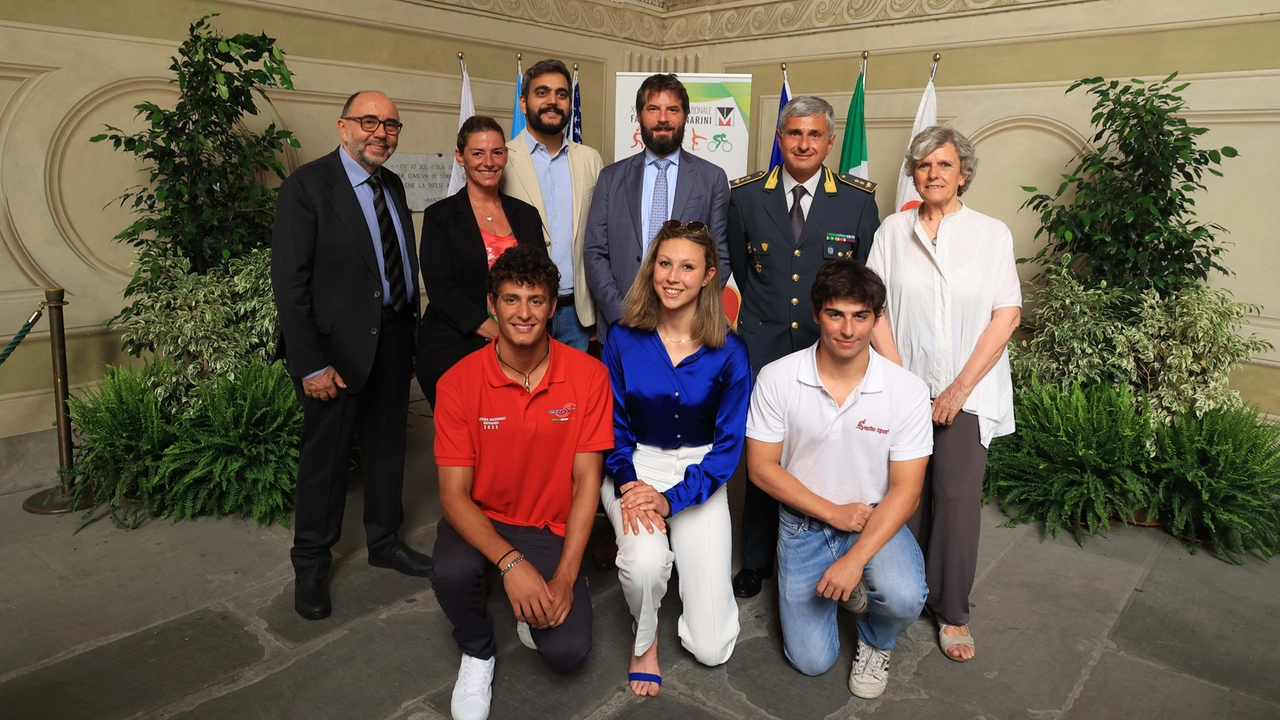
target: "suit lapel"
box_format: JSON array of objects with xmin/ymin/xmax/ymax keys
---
[
  {"xmin": 761, "ymin": 171, "xmax": 793, "ymax": 245},
  {"xmin": 798, "ymin": 168, "xmax": 839, "ymax": 247},
  {"xmin": 670, "ymin": 153, "xmax": 693, "ymax": 219},
  {"xmin": 452, "ymin": 190, "xmax": 487, "ymax": 267},
  {"xmin": 507, "ymin": 138, "xmax": 548, "ymax": 229},
  {"xmin": 625, "ymin": 152, "xmax": 645, "ymax": 249},
  {"xmin": 325, "ymin": 151, "xmax": 380, "ymax": 279}
]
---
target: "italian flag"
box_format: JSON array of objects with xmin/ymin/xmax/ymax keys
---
[{"xmin": 839, "ymin": 62, "xmax": 869, "ymax": 180}]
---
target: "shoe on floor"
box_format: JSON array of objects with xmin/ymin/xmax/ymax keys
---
[
  {"xmin": 368, "ymin": 541, "xmax": 433, "ymax": 577},
  {"xmin": 838, "ymin": 580, "xmax": 868, "ymax": 614},
  {"xmin": 938, "ymin": 623, "xmax": 976, "ymax": 662},
  {"xmin": 732, "ymin": 567, "xmax": 773, "ymax": 598},
  {"xmin": 849, "ymin": 639, "xmax": 891, "ymax": 699},
  {"xmin": 451, "ymin": 654, "xmax": 495, "ymax": 720},
  {"xmin": 516, "ymin": 621, "xmax": 536, "ymax": 650},
  {"xmin": 294, "ymin": 577, "xmax": 331, "ymax": 620}
]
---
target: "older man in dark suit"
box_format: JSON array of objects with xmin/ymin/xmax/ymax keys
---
[
  {"xmin": 272, "ymin": 90, "xmax": 432, "ymax": 621},
  {"xmin": 584, "ymin": 73, "xmax": 730, "ymax": 338},
  {"xmin": 726, "ymin": 95, "xmax": 882, "ymax": 598}
]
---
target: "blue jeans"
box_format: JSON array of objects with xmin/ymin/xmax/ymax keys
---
[
  {"xmin": 550, "ymin": 302, "xmax": 591, "ymax": 351},
  {"xmin": 777, "ymin": 506, "xmax": 927, "ymax": 676}
]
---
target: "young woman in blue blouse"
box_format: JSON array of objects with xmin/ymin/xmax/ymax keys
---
[{"xmin": 601, "ymin": 221, "xmax": 752, "ymax": 697}]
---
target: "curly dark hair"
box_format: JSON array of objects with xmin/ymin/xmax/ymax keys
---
[
  {"xmin": 487, "ymin": 244, "xmax": 560, "ymax": 299},
  {"xmin": 522, "ymin": 59, "xmax": 572, "ymax": 99},
  {"xmin": 811, "ymin": 259, "xmax": 886, "ymax": 317},
  {"xmin": 456, "ymin": 115, "xmax": 506, "ymax": 153}
]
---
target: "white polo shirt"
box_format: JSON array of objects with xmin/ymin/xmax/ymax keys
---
[{"xmin": 746, "ymin": 344, "xmax": 933, "ymax": 506}]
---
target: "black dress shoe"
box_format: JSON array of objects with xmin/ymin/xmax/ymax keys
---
[
  {"xmin": 733, "ymin": 567, "xmax": 774, "ymax": 599},
  {"xmin": 369, "ymin": 541, "xmax": 433, "ymax": 577},
  {"xmin": 295, "ymin": 578, "xmax": 331, "ymax": 620}
]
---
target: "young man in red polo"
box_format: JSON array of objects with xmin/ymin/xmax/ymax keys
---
[{"xmin": 431, "ymin": 244, "xmax": 613, "ymax": 720}]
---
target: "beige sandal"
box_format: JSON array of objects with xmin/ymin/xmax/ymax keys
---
[{"xmin": 938, "ymin": 624, "xmax": 975, "ymax": 662}]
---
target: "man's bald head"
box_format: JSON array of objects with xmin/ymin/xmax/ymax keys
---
[{"xmin": 337, "ymin": 91, "xmax": 400, "ymax": 173}]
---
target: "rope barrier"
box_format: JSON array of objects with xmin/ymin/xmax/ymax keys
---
[{"xmin": 0, "ymin": 304, "xmax": 45, "ymax": 368}]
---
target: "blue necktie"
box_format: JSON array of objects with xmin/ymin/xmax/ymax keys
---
[{"xmin": 647, "ymin": 158, "xmax": 672, "ymax": 251}]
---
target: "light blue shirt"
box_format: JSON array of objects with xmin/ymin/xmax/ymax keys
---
[
  {"xmin": 524, "ymin": 132, "xmax": 575, "ymax": 296},
  {"xmin": 639, "ymin": 147, "xmax": 681, "ymax": 255},
  {"xmin": 338, "ymin": 145, "xmax": 413, "ymax": 307}
]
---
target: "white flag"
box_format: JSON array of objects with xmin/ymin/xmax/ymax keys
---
[
  {"xmin": 447, "ymin": 60, "xmax": 476, "ymax": 196},
  {"xmin": 894, "ymin": 79, "xmax": 936, "ymax": 213}
]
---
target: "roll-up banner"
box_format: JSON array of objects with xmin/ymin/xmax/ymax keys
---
[{"xmin": 613, "ymin": 72, "xmax": 753, "ymax": 179}]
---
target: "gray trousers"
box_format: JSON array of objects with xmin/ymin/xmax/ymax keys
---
[{"xmin": 906, "ymin": 411, "xmax": 988, "ymax": 627}]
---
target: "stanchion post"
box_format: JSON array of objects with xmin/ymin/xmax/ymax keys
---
[{"xmin": 23, "ymin": 287, "xmax": 87, "ymax": 514}]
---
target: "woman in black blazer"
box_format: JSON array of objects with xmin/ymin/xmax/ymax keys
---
[{"xmin": 416, "ymin": 116, "xmax": 547, "ymax": 406}]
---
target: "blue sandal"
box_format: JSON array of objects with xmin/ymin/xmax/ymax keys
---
[{"xmin": 628, "ymin": 672, "xmax": 663, "ymax": 686}]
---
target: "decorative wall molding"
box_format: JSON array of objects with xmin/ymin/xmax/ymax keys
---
[
  {"xmin": 0, "ymin": 62, "xmax": 58, "ymax": 291},
  {"xmin": 401, "ymin": 0, "xmax": 1088, "ymax": 48}
]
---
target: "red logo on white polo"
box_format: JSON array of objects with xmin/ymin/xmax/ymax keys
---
[{"xmin": 856, "ymin": 419, "xmax": 889, "ymax": 435}]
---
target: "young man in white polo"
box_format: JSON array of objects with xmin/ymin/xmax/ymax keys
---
[{"xmin": 745, "ymin": 258, "xmax": 931, "ymax": 699}]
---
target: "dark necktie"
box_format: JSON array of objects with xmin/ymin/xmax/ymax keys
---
[
  {"xmin": 790, "ymin": 185, "xmax": 808, "ymax": 243},
  {"xmin": 367, "ymin": 174, "xmax": 407, "ymax": 312}
]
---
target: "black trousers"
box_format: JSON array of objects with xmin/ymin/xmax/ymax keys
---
[
  {"xmin": 740, "ymin": 478, "xmax": 778, "ymax": 572},
  {"xmin": 906, "ymin": 411, "xmax": 989, "ymax": 627},
  {"xmin": 290, "ymin": 314, "xmax": 414, "ymax": 580},
  {"xmin": 431, "ymin": 518, "xmax": 593, "ymax": 672}
]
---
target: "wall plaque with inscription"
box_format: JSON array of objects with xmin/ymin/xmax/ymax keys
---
[{"xmin": 382, "ymin": 153, "xmax": 456, "ymax": 211}]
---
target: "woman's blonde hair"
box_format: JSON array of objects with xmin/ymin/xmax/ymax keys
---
[{"xmin": 620, "ymin": 223, "xmax": 727, "ymax": 348}]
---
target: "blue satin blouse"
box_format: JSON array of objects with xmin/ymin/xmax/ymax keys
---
[{"xmin": 602, "ymin": 323, "xmax": 753, "ymax": 515}]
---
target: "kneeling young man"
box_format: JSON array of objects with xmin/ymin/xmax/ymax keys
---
[
  {"xmin": 746, "ymin": 259, "xmax": 931, "ymax": 699},
  {"xmin": 431, "ymin": 245, "xmax": 614, "ymax": 720}
]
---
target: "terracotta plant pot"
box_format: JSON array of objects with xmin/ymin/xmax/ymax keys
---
[{"xmin": 1124, "ymin": 507, "xmax": 1163, "ymax": 527}]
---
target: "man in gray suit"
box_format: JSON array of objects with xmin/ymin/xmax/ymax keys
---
[{"xmin": 584, "ymin": 73, "xmax": 730, "ymax": 337}]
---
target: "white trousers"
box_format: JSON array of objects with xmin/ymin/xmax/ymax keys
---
[{"xmin": 601, "ymin": 443, "xmax": 739, "ymax": 666}]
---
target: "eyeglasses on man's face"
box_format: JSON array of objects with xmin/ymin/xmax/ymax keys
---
[{"xmin": 343, "ymin": 115, "xmax": 404, "ymax": 135}]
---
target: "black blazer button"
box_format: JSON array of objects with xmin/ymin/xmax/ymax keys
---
[
  {"xmin": 371, "ymin": 327, "xmax": 378, "ymax": 335},
  {"xmin": 636, "ymin": 256, "xmax": 641, "ymax": 262},
  {"xmin": 374, "ymin": 290, "xmax": 381, "ymax": 298}
]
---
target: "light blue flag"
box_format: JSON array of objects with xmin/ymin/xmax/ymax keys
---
[
  {"xmin": 511, "ymin": 59, "xmax": 525, "ymax": 139},
  {"xmin": 768, "ymin": 69, "xmax": 792, "ymax": 170}
]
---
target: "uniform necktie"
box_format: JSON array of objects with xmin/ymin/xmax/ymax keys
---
[
  {"xmin": 648, "ymin": 158, "xmax": 673, "ymax": 248},
  {"xmin": 367, "ymin": 173, "xmax": 407, "ymax": 312},
  {"xmin": 790, "ymin": 185, "xmax": 808, "ymax": 244}
]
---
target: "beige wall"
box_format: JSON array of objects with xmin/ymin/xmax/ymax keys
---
[{"xmin": 2, "ymin": 0, "xmax": 1278, "ymax": 437}]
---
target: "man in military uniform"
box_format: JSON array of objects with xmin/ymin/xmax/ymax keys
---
[{"xmin": 727, "ymin": 95, "xmax": 882, "ymax": 598}]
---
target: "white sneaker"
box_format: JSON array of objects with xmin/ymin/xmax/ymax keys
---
[
  {"xmin": 451, "ymin": 654, "xmax": 495, "ymax": 720},
  {"xmin": 516, "ymin": 621, "xmax": 536, "ymax": 650},
  {"xmin": 838, "ymin": 581, "xmax": 868, "ymax": 614},
  {"xmin": 849, "ymin": 639, "xmax": 891, "ymax": 699}
]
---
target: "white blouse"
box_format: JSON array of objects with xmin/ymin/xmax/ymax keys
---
[{"xmin": 866, "ymin": 204, "xmax": 1021, "ymax": 447}]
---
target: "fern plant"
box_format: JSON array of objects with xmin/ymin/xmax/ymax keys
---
[
  {"xmin": 65, "ymin": 361, "xmax": 179, "ymax": 530},
  {"xmin": 158, "ymin": 361, "xmax": 301, "ymax": 527},
  {"xmin": 1154, "ymin": 406, "xmax": 1280, "ymax": 564},
  {"xmin": 984, "ymin": 382, "xmax": 1155, "ymax": 541}
]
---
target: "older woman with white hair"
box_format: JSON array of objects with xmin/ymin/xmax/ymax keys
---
[{"xmin": 866, "ymin": 126, "xmax": 1021, "ymax": 663}]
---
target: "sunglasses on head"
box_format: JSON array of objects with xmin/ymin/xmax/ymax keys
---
[{"xmin": 661, "ymin": 220, "xmax": 707, "ymax": 232}]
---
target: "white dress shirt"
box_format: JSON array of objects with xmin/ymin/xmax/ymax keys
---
[{"xmin": 866, "ymin": 203, "xmax": 1022, "ymax": 447}]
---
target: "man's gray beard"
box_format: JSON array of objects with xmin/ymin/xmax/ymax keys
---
[
  {"xmin": 641, "ymin": 122, "xmax": 684, "ymax": 156},
  {"xmin": 357, "ymin": 141, "xmax": 393, "ymax": 168}
]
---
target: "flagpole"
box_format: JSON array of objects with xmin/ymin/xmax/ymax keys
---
[{"xmin": 929, "ymin": 53, "xmax": 941, "ymax": 82}]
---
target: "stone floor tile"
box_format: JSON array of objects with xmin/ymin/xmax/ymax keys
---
[
  {"xmin": 0, "ymin": 607, "xmax": 263, "ymax": 720},
  {"xmin": 169, "ymin": 601, "xmax": 459, "ymax": 720},
  {"xmin": 0, "ymin": 529, "xmax": 290, "ymax": 677},
  {"xmin": 608, "ymin": 692, "xmax": 731, "ymax": 719},
  {"xmin": 1065, "ymin": 650, "xmax": 1280, "ymax": 720},
  {"xmin": 974, "ymin": 501, "xmax": 1031, "ymax": 583},
  {"xmin": 723, "ymin": 615, "xmax": 860, "ymax": 720},
  {"xmin": 1111, "ymin": 542, "xmax": 1280, "ymax": 704},
  {"xmin": 0, "ymin": 541, "xmax": 70, "ymax": 604},
  {"xmin": 905, "ymin": 531, "xmax": 1149, "ymax": 719}
]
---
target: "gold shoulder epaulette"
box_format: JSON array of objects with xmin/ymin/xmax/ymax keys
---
[
  {"xmin": 837, "ymin": 173, "xmax": 877, "ymax": 193},
  {"xmin": 730, "ymin": 170, "xmax": 767, "ymax": 189}
]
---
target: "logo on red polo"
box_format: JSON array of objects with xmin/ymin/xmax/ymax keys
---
[
  {"xmin": 549, "ymin": 402, "xmax": 577, "ymax": 422},
  {"xmin": 856, "ymin": 419, "xmax": 889, "ymax": 435}
]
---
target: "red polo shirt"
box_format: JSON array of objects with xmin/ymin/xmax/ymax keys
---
[{"xmin": 434, "ymin": 340, "xmax": 614, "ymax": 536}]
